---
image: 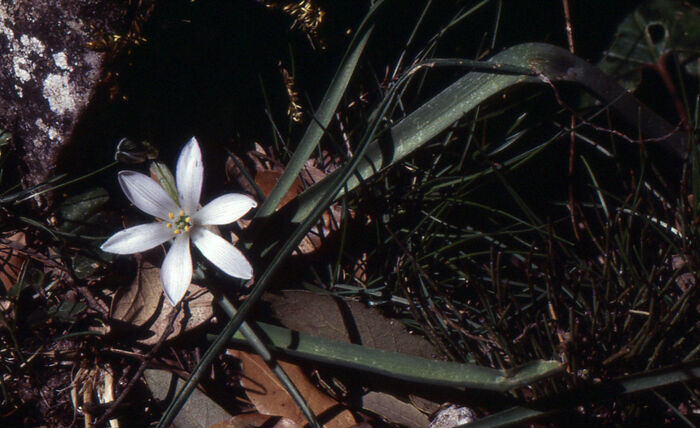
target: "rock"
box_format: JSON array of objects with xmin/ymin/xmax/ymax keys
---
[
  {"xmin": 428, "ymin": 405, "xmax": 476, "ymax": 428},
  {"xmin": 0, "ymin": 0, "xmax": 129, "ymax": 191}
]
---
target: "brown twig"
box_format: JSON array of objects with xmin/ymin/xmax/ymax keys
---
[
  {"xmin": 652, "ymin": 53, "xmax": 690, "ymax": 133},
  {"xmin": 92, "ymin": 302, "xmax": 182, "ymax": 427},
  {"xmin": 385, "ymin": 225, "xmax": 465, "ymax": 361},
  {"xmin": 561, "ymin": 0, "xmax": 575, "ymax": 55},
  {"xmin": 75, "ymin": 285, "xmax": 110, "ymax": 317},
  {"xmin": 537, "ymin": 72, "xmax": 685, "ymax": 145},
  {"xmin": 562, "ymin": 0, "xmax": 580, "ymax": 241},
  {"xmin": 0, "ymin": 236, "xmax": 66, "ymax": 272}
]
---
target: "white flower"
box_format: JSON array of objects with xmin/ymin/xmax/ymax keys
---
[{"xmin": 101, "ymin": 137, "xmax": 257, "ymax": 305}]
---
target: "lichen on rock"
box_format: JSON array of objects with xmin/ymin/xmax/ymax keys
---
[{"xmin": 0, "ymin": 0, "xmax": 129, "ymax": 193}]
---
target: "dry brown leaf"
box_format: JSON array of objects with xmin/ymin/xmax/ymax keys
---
[
  {"xmin": 263, "ymin": 290, "xmax": 439, "ymax": 359},
  {"xmin": 300, "ymin": 160, "xmax": 327, "ymax": 184},
  {"xmin": 361, "ymin": 392, "xmax": 429, "ymax": 428},
  {"xmin": 0, "ymin": 232, "xmax": 27, "ymax": 291},
  {"xmin": 263, "ymin": 290, "xmax": 443, "ymax": 424},
  {"xmin": 226, "ymin": 147, "xmax": 302, "ymax": 211},
  {"xmin": 294, "ymin": 160, "xmax": 353, "ymax": 256},
  {"xmin": 231, "ymin": 350, "xmax": 356, "ymax": 428},
  {"xmin": 208, "ymin": 414, "xmax": 300, "ymax": 428},
  {"xmin": 110, "ymin": 261, "xmax": 161, "ymax": 325},
  {"xmin": 110, "ymin": 261, "xmax": 214, "ymax": 345},
  {"xmin": 145, "ymin": 369, "xmax": 231, "ymax": 428},
  {"xmin": 227, "ymin": 146, "xmax": 352, "ymax": 256},
  {"xmin": 294, "ymin": 204, "xmax": 346, "ymax": 255},
  {"xmin": 255, "ymin": 169, "xmax": 304, "ymax": 209}
]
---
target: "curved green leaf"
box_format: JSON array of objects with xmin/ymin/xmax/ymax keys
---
[
  {"xmin": 287, "ymin": 42, "xmax": 686, "ymax": 225},
  {"xmin": 459, "ymin": 363, "xmax": 700, "ymax": 427},
  {"xmin": 220, "ymin": 321, "xmax": 564, "ymax": 392},
  {"xmin": 255, "ymin": 12, "xmax": 376, "ymax": 218}
]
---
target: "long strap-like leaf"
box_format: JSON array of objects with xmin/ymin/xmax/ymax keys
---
[
  {"xmin": 254, "ymin": 10, "xmax": 377, "ymax": 218},
  {"xmin": 219, "ymin": 321, "xmax": 563, "ymax": 391},
  {"xmin": 459, "ymin": 363, "xmax": 700, "ymax": 428},
  {"xmin": 286, "ymin": 42, "xmax": 686, "ymax": 225}
]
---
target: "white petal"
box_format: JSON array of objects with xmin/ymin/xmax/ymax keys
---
[
  {"xmin": 193, "ymin": 194, "xmax": 257, "ymax": 226},
  {"xmin": 191, "ymin": 228, "xmax": 253, "ymax": 279},
  {"xmin": 119, "ymin": 171, "xmax": 179, "ymax": 219},
  {"xmin": 100, "ymin": 222, "xmax": 173, "ymax": 254},
  {"xmin": 176, "ymin": 137, "xmax": 203, "ymax": 215},
  {"xmin": 161, "ymin": 234, "xmax": 193, "ymax": 305}
]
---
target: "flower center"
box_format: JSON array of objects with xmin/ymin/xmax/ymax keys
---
[{"xmin": 166, "ymin": 210, "xmax": 192, "ymax": 235}]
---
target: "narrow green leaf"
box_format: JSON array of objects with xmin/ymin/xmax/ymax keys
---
[
  {"xmin": 220, "ymin": 321, "xmax": 563, "ymax": 391},
  {"xmin": 287, "ymin": 42, "xmax": 685, "ymax": 225},
  {"xmin": 255, "ymin": 16, "xmax": 376, "ymax": 218},
  {"xmin": 459, "ymin": 363, "xmax": 700, "ymax": 428}
]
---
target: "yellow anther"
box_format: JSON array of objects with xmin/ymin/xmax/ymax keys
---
[
  {"xmin": 174, "ymin": 229, "xmax": 180, "ymax": 235},
  {"xmin": 166, "ymin": 223, "xmax": 172, "ymax": 228},
  {"xmin": 184, "ymin": 225, "xmax": 190, "ymax": 232},
  {"xmin": 185, "ymin": 217, "xmax": 191, "ymax": 223},
  {"xmin": 179, "ymin": 210, "xmax": 185, "ymax": 216},
  {"xmin": 168, "ymin": 212, "xmax": 175, "ymax": 219}
]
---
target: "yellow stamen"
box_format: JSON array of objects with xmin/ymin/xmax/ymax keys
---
[
  {"xmin": 168, "ymin": 212, "xmax": 175, "ymax": 219},
  {"xmin": 174, "ymin": 229, "xmax": 180, "ymax": 235},
  {"xmin": 179, "ymin": 210, "xmax": 185, "ymax": 216},
  {"xmin": 184, "ymin": 225, "xmax": 190, "ymax": 232},
  {"xmin": 185, "ymin": 217, "xmax": 191, "ymax": 222},
  {"xmin": 166, "ymin": 223, "xmax": 172, "ymax": 228}
]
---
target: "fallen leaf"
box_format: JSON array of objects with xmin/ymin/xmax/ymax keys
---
[
  {"xmin": 227, "ymin": 146, "xmax": 351, "ymax": 255},
  {"xmin": 231, "ymin": 350, "xmax": 356, "ymax": 428},
  {"xmin": 145, "ymin": 369, "xmax": 231, "ymax": 428},
  {"xmin": 226, "ymin": 147, "xmax": 301, "ymax": 211},
  {"xmin": 263, "ymin": 290, "xmax": 439, "ymax": 359},
  {"xmin": 208, "ymin": 414, "xmax": 300, "ymax": 428},
  {"xmin": 294, "ymin": 204, "xmax": 347, "ymax": 255},
  {"xmin": 0, "ymin": 232, "xmax": 27, "ymax": 292},
  {"xmin": 255, "ymin": 169, "xmax": 304, "ymax": 209},
  {"xmin": 263, "ymin": 290, "xmax": 443, "ymax": 424},
  {"xmin": 110, "ymin": 261, "xmax": 161, "ymax": 326},
  {"xmin": 110, "ymin": 261, "xmax": 214, "ymax": 345},
  {"xmin": 361, "ymin": 392, "xmax": 429, "ymax": 428},
  {"xmin": 300, "ymin": 160, "xmax": 327, "ymax": 184}
]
